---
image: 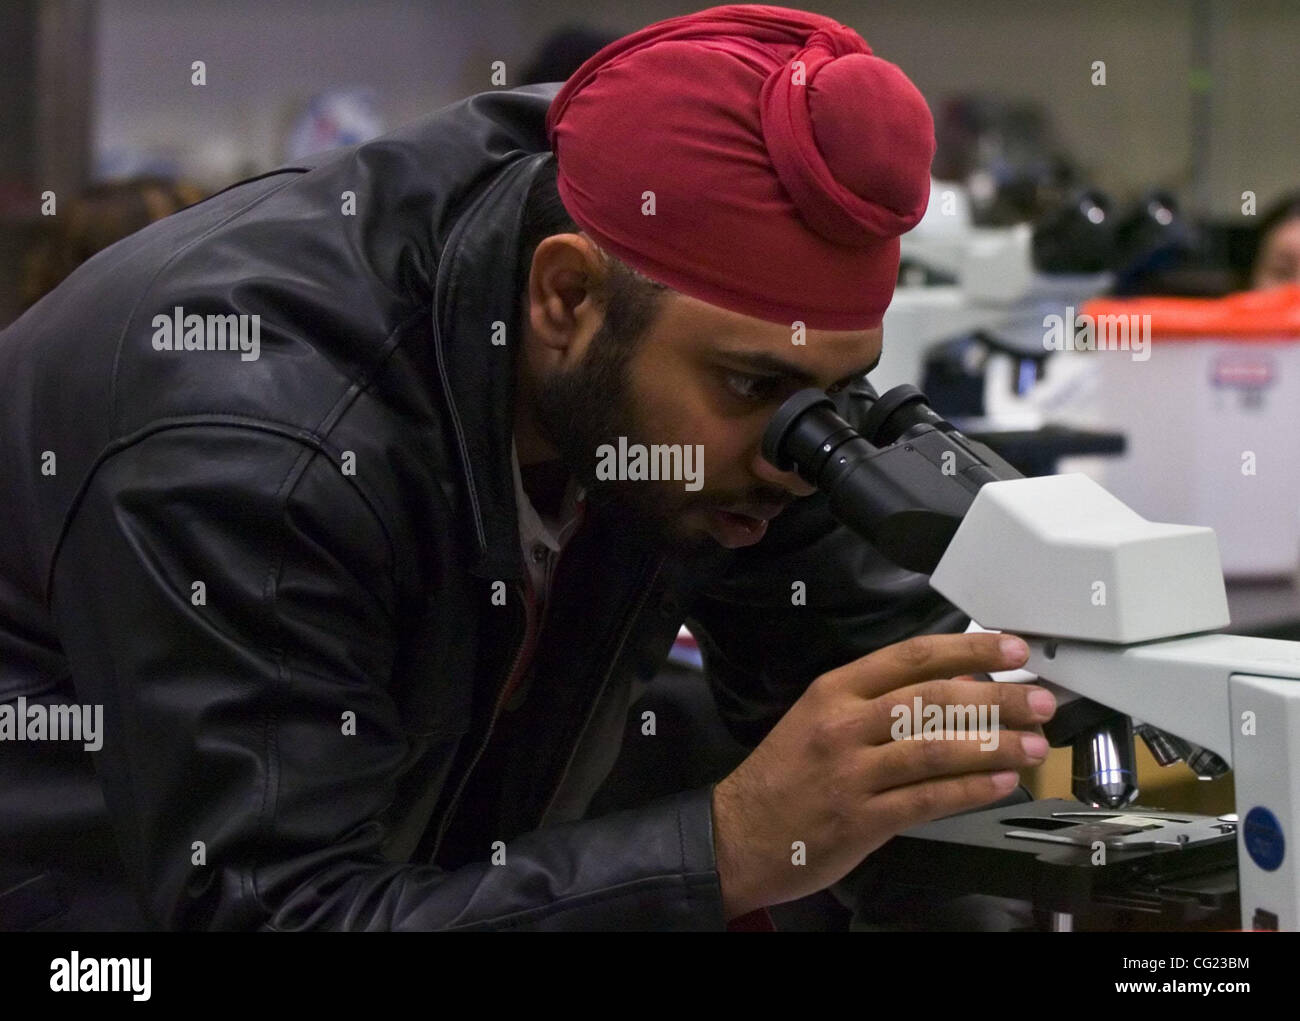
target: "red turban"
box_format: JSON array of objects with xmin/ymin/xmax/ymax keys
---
[{"xmin": 544, "ymin": 4, "xmax": 935, "ymax": 330}]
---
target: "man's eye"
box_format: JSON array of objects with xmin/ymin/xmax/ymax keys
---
[{"xmin": 724, "ymin": 372, "xmax": 783, "ymax": 402}]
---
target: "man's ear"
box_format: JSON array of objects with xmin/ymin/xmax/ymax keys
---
[{"xmin": 524, "ymin": 233, "xmax": 606, "ymax": 367}]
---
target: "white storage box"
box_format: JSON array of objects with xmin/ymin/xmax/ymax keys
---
[{"xmin": 1079, "ymin": 287, "xmax": 1300, "ymax": 578}]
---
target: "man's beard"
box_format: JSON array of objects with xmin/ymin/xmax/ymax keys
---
[{"xmin": 530, "ymin": 325, "xmax": 715, "ymax": 557}]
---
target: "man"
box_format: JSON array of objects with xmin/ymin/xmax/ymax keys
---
[{"xmin": 0, "ymin": 4, "xmax": 1053, "ymax": 931}]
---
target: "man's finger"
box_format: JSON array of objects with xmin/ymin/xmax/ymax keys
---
[
  {"xmin": 862, "ymin": 677, "xmax": 1056, "ymax": 745},
  {"xmin": 830, "ymin": 631, "xmax": 1030, "ymax": 701},
  {"xmin": 862, "ymin": 726, "xmax": 1048, "ymax": 796},
  {"xmin": 867, "ymin": 770, "xmax": 1024, "ymax": 835}
]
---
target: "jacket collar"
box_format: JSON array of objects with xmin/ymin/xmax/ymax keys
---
[{"xmin": 431, "ymin": 89, "xmax": 558, "ymax": 582}]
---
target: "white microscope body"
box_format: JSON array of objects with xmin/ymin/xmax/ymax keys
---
[{"xmin": 930, "ymin": 472, "xmax": 1299, "ymax": 931}]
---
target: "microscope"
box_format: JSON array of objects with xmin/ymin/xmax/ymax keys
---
[{"xmin": 762, "ymin": 383, "xmax": 1295, "ymax": 931}]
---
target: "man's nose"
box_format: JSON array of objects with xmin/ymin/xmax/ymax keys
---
[{"xmin": 751, "ymin": 449, "xmax": 817, "ymax": 498}]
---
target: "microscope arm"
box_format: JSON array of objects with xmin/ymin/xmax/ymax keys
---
[{"xmin": 1015, "ymin": 632, "xmax": 1300, "ymax": 769}]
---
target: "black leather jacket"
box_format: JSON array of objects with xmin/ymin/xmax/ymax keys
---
[{"xmin": 0, "ymin": 82, "xmax": 964, "ymax": 930}]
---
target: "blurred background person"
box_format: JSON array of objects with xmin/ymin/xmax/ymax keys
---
[
  {"xmin": 19, "ymin": 176, "xmax": 206, "ymax": 314},
  {"xmin": 1250, "ymin": 191, "xmax": 1300, "ymax": 289},
  {"xmin": 519, "ymin": 24, "xmax": 618, "ymax": 84}
]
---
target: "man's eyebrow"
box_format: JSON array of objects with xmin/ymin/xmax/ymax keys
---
[{"xmin": 717, "ymin": 349, "xmax": 882, "ymax": 390}]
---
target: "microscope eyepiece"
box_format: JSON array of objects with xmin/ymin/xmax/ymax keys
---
[
  {"xmin": 859, "ymin": 384, "xmax": 956, "ymax": 445},
  {"xmin": 759, "ymin": 384, "xmax": 1022, "ymax": 574},
  {"xmin": 759, "ymin": 388, "xmax": 841, "ymax": 476}
]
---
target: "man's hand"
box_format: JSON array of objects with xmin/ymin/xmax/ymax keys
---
[{"xmin": 711, "ymin": 631, "xmax": 1055, "ymax": 920}]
